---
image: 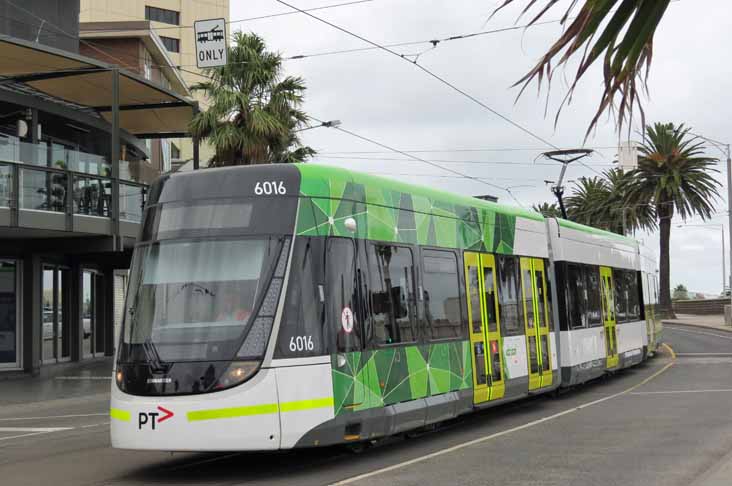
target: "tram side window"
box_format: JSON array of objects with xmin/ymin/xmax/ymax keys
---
[
  {"xmin": 496, "ymin": 256, "xmax": 523, "ymax": 336},
  {"xmin": 566, "ymin": 263, "xmax": 587, "ymax": 329},
  {"xmin": 327, "ymin": 238, "xmax": 365, "ymax": 352},
  {"xmin": 585, "ymin": 266, "xmax": 603, "ymax": 327},
  {"xmin": 626, "ymin": 271, "xmax": 640, "ymax": 321},
  {"xmin": 613, "ymin": 269, "xmax": 629, "ymax": 323},
  {"xmin": 276, "ymin": 237, "xmax": 327, "ymax": 358},
  {"xmin": 422, "ymin": 250, "xmax": 463, "ymax": 340},
  {"xmin": 368, "ymin": 244, "xmax": 417, "ymax": 345}
]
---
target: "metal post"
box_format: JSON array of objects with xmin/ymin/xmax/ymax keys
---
[
  {"xmin": 722, "ymin": 225, "xmax": 726, "ymax": 294},
  {"xmin": 726, "ymin": 145, "xmax": 732, "ymax": 315},
  {"xmin": 111, "ymin": 69, "xmax": 120, "ymax": 248},
  {"xmin": 192, "ymin": 102, "xmax": 200, "ymax": 170}
]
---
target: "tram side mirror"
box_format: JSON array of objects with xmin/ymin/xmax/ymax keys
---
[{"xmin": 344, "ymin": 217, "xmax": 357, "ymax": 234}]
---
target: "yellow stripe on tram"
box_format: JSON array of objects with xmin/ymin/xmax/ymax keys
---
[
  {"xmin": 110, "ymin": 408, "xmax": 131, "ymax": 422},
  {"xmin": 186, "ymin": 397, "xmax": 334, "ymax": 422},
  {"xmin": 280, "ymin": 397, "xmax": 334, "ymax": 412}
]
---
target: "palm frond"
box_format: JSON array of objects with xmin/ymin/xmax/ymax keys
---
[{"xmin": 496, "ymin": 0, "xmax": 671, "ymax": 138}]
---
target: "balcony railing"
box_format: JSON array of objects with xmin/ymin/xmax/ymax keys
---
[{"xmin": 0, "ymin": 161, "xmax": 147, "ymax": 226}]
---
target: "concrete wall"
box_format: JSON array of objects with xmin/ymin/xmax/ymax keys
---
[
  {"xmin": 0, "ymin": 0, "xmax": 80, "ymax": 53},
  {"xmin": 673, "ymin": 298, "xmax": 728, "ymax": 315}
]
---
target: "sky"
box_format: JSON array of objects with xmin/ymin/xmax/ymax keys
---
[{"xmin": 229, "ymin": 0, "xmax": 732, "ymax": 294}]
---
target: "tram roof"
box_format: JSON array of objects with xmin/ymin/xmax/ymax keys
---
[
  {"xmin": 296, "ymin": 164, "xmax": 544, "ymax": 222},
  {"xmin": 555, "ymin": 217, "xmax": 639, "ymax": 245}
]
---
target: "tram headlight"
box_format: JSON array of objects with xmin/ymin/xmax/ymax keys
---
[{"xmin": 215, "ymin": 361, "xmax": 259, "ymax": 389}]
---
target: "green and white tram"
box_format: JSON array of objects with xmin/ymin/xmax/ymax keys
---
[{"xmin": 111, "ymin": 164, "xmax": 658, "ymax": 451}]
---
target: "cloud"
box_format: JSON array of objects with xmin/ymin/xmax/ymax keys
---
[{"xmin": 232, "ymin": 0, "xmax": 731, "ymax": 294}]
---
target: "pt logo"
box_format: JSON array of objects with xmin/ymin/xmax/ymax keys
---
[{"xmin": 138, "ymin": 406, "xmax": 174, "ymax": 430}]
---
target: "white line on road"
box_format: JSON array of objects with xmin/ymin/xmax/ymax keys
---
[
  {"xmin": 54, "ymin": 376, "xmax": 112, "ymax": 380},
  {"xmin": 664, "ymin": 326, "xmax": 732, "ymax": 340},
  {"xmin": 676, "ymin": 353, "xmax": 732, "ymax": 357},
  {"xmin": 0, "ymin": 413, "xmax": 108, "ymax": 422},
  {"xmin": 0, "ymin": 427, "xmax": 73, "ymax": 442},
  {"xmin": 630, "ymin": 389, "xmax": 732, "ymax": 395},
  {"xmin": 330, "ymin": 358, "xmax": 675, "ymax": 486},
  {"xmin": 79, "ymin": 422, "xmax": 110, "ymax": 429}
]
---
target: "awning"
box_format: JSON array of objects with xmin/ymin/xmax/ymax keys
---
[{"xmin": 0, "ymin": 35, "xmax": 195, "ymax": 137}]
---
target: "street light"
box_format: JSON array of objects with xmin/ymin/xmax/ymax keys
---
[
  {"xmin": 295, "ymin": 119, "xmax": 342, "ymax": 132},
  {"xmin": 677, "ymin": 223, "xmax": 726, "ymax": 294}
]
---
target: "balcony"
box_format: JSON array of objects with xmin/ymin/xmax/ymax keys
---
[{"xmin": 0, "ymin": 138, "xmax": 146, "ymax": 239}]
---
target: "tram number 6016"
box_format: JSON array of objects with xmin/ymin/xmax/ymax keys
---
[
  {"xmin": 254, "ymin": 181, "xmax": 287, "ymax": 195},
  {"xmin": 289, "ymin": 335, "xmax": 314, "ymax": 352}
]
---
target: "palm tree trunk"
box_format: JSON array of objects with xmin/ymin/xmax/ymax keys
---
[{"xmin": 658, "ymin": 212, "xmax": 675, "ymax": 318}]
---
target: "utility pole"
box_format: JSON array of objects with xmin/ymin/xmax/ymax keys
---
[{"xmin": 542, "ymin": 149, "xmax": 593, "ymax": 219}]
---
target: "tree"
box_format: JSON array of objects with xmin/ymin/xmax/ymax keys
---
[
  {"xmin": 532, "ymin": 202, "xmax": 562, "ymax": 218},
  {"xmin": 495, "ymin": 1, "xmax": 671, "ymax": 136},
  {"xmin": 189, "ymin": 32, "xmax": 315, "ymax": 166},
  {"xmin": 672, "ymin": 284, "xmax": 689, "ymax": 301},
  {"xmin": 624, "ymin": 123, "xmax": 721, "ymax": 316},
  {"xmin": 565, "ymin": 176, "xmax": 613, "ymax": 229}
]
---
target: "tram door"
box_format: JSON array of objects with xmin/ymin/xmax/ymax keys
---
[
  {"xmin": 520, "ymin": 257, "xmax": 552, "ymax": 390},
  {"xmin": 600, "ymin": 266, "xmax": 619, "ymax": 369},
  {"xmin": 465, "ymin": 252, "xmax": 505, "ymax": 404}
]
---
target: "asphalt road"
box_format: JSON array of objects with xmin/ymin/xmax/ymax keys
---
[{"xmin": 1, "ymin": 328, "xmax": 732, "ymax": 486}]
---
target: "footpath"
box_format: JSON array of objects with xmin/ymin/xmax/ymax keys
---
[{"xmin": 662, "ymin": 313, "xmax": 732, "ymax": 333}]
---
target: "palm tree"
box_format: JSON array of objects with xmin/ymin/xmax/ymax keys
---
[
  {"xmin": 624, "ymin": 123, "xmax": 721, "ymax": 316},
  {"xmin": 532, "ymin": 202, "xmax": 562, "ymax": 218},
  {"xmin": 565, "ymin": 176, "xmax": 614, "ymax": 230},
  {"xmin": 189, "ymin": 32, "xmax": 315, "ymax": 166},
  {"xmin": 495, "ymin": 1, "xmax": 672, "ymax": 136}
]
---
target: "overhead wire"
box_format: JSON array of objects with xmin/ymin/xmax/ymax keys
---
[
  {"xmin": 310, "ymin": 116, "xmax": 530, "ymax": 207},
  {"xmin": 273, "ymin": 0, "xmax": 606, "ymax": 180}
]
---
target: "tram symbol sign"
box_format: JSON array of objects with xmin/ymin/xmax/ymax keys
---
[
  {"xmin": 194, "ymin": 18, "xmax": 227, "ymax": 68},
  {"xmin": 341, "ymin": 307, "xmax": 354, "ymax": 334}
]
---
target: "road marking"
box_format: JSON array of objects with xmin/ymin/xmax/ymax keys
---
[
  {"xmin": 0, "ymin": 413, "xmax": 107, "ymax": 422},
  {"xmin": 630, "ymin": 389, "xmax": 732, "ymax": 395},
  {"xmin": 662, "ymin": 342, "xmax": 677, "ymax": 360},
  {"xmin": 664, "ymin": 326, "xmax": 732, "ymax": 341},
  {"xmin": 79, "ymin": 422, "xmax": 110, "ymax": 429},
  {"xmin": 676, "ymin": 353, "xmax": 732, "ymax": 357},
  {"xmin": 330, "ymin": 353, "xmax": 676, "ymax": 486},
  {"xmin": 54, "ymin": 376, "xmax": 112, "ymax": 380},
  {"xmin": 0, "ymin": 427, "xmax": 73, "ymax": 442}
]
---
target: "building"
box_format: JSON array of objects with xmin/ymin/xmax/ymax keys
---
[
  {"xmin": 0, "ymin": 0, "xmax": 197, "ymax": 374},
  {"xmin": 80, "ymin": 0, "xmax": 230, "ymax": 167},
  {"xmin": 79, "ymin": 20, "xmax": 192, "ymax": 183}
]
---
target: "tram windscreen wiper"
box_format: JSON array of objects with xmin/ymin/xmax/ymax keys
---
[{"xmin": 143, "ymin": 337, "xmax": 169, "ymax": 372}]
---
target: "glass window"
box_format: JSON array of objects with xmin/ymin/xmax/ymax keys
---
[
  {"xmin": 586, "ymin": 266, "xmax": 603, "ymax": 327},
  {"xmin": 145, "ymin": 6, "xmax": 180, "ymax": 25},
  {"xmin": 522, "ymin": 267, "xmax": 535, "ymax": 329},
  {"xmin": 567, "ymin": 264, "xmax": 587, "ymax": 329},
  {"xmin": 545, "ymin": 262, "xmax": 555, "ymax": 331},
  {"xmin": 276, "ymin": 237, "xmax": 328, "ymax": 358},
  {"xmin": 534, "ymin": 269, "xmax": 545, "ymax": 328},
  {"xmin": 0, "ymin": 260, "xmax": 17, "ymax": 366},
  {"xmin": 367, "ymin": 244, "xmax": 416, "ymax": 345},
  {"xmin": 467, "ymin": 264, "xmax": 481, "ymax": 334},
  {"xmin": 120, "ymin": 238, "xmax": 282, "ymax": 363},
  {"xmin": 327, "ymin": 238, "xmax": 363, "ymax": 353},
  {"xmin": 484, "ymin": 267, "xmax": 498, "ymax": 333},
  {"xmin": 497, "ymin": 256, "xmax": 522, "ymax": 336},
  {"xmin": 613, "ymin": 269, "xmax": 628, "ymax": 323},
  {"xmin": 422, "ymin": 250, "xmax": 462, "ymax": 340},
  {"xmin": 160, "ymin": 36, "xmax": 180, "ymax": 53},
  {"xmin": 626, "ymin": 271, "xmax": 640, "ymax": 321}
]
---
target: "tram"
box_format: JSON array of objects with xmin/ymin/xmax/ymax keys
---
[{"xmin": 110, "ymin": 164, "xmax": 659, "ymax": 451}]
